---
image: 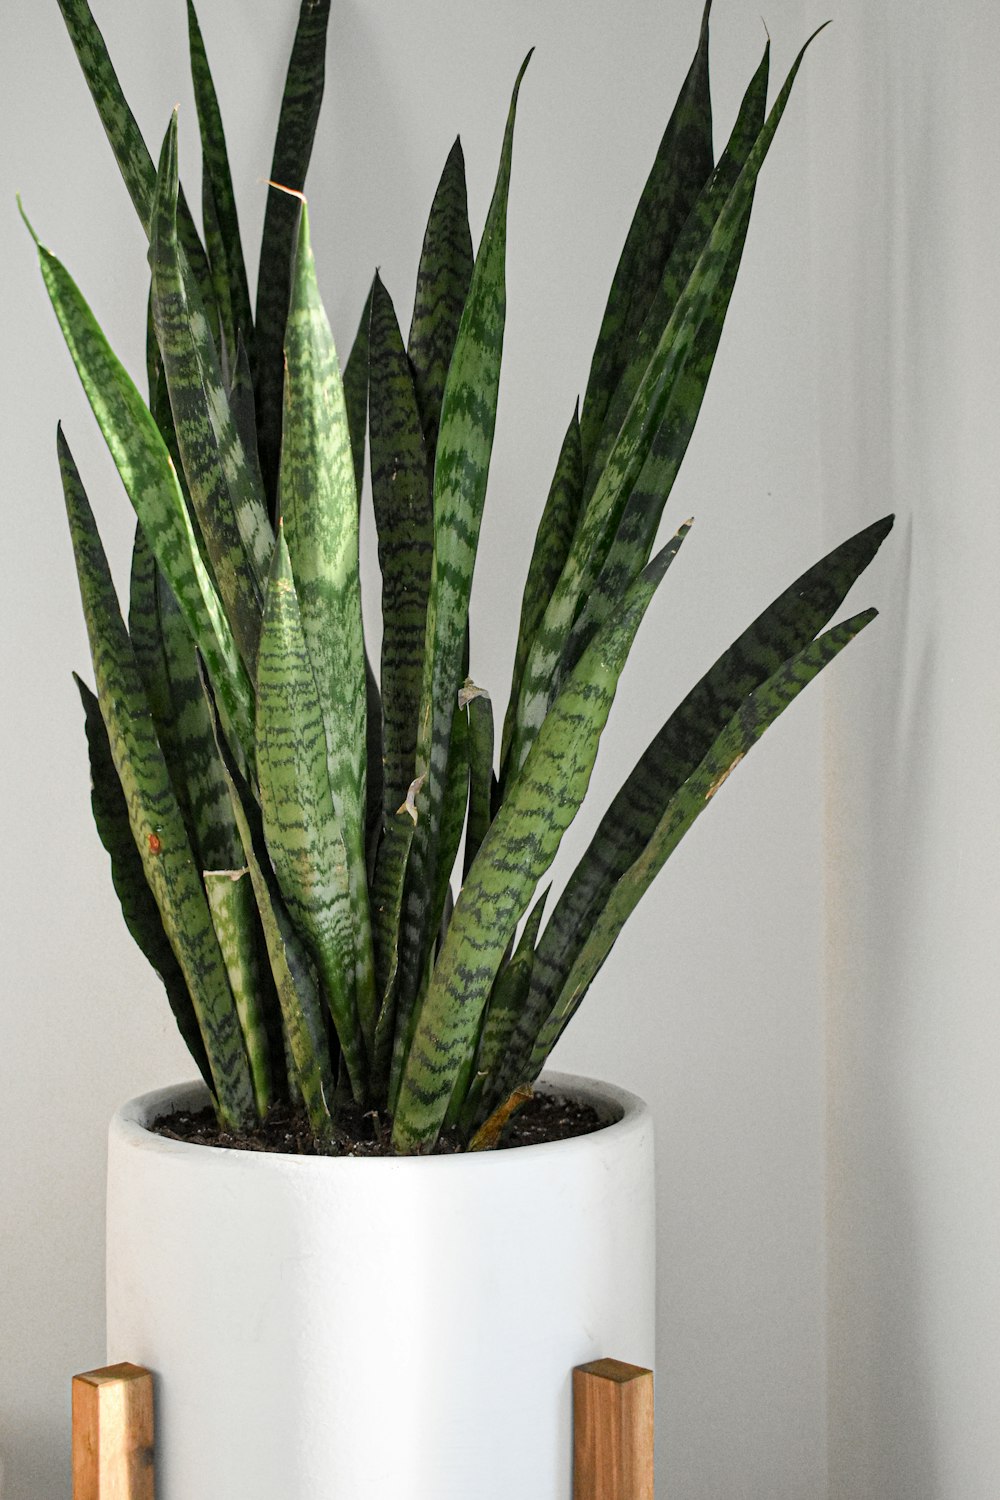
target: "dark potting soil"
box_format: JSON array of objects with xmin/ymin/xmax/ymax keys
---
[{"xmin": 152, "ymin": 1091, "xmax": 609, "ymax": 1157}]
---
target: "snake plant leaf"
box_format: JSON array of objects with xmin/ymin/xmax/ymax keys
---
[
  {"xmin": 255, "ymin": 527, "xmax": 366, "ymax": 1101},
  {"xmin": 186, "ymin": 0, "xmax": 254, "ymax": 370},
  {"xmin": 499, "ymin": 403, "xmax": 583, "ymax": 779},
  {"xmin": 55, "ymin": 0, "xmax": 218, "ymax": 339},
  {"xmin": 525, "ymin": 609, "xmax": 879, "ymax": 1075},
  {"xmin": 228, "ymin": 336, "xmax": 265, "ymax": 501},
  {"xmin": 370, "ymin": 812, "xmax": 416, "ymax": 1094},
  {"xmin": 579, "ymin": 0, "xmax": 714, "ymax": 472},
  {"xmin": 397, "ymin": 54, "xmax": 532, "ymax": 1038},
  {"xmin": 368, "ymin": 271, "xmax": 434, "ymax": 816},
  {"xmin": 509, "ymin": 31, "xmax": 822, "ymax": 775},
  {"xmin": 129, "ymin": 530, "xmax": 244, "ymax": 874},
  {"xmin": 459, "ymin": 886, "xmax": 549, "ymax": 1132},
  {"xmin": 150, "ymin": 113, "xmax": 271, "ymax": 671},
  {"xmin": 204, "ymin": 869, "xmax": 273, "ymax": 1116},
  {"xmin": 255, "ymin": 0, "xmax": 332, "ymax": 504},
  {"xmin": 524, "ymin": 514, "xmax": 895, "ymax": 1050},
  {"xmin": 75, "ymin": 673, "xmax": 212, "ymax": 1090},
  {"xmin": 59, "ymin": 427, "xmax": 256, "ymax": 1128},
  {"xmin": 27, "ymin": 215, "xmax": 256, "ymax": 767},
  {"xmin": 407, "ymin": 136, "xmax": 475, "ymax": 453},
  {"xmin": 344, "ymin": 284, "xmax": 382, "ymax": 873},
  {"xmin": 464, "ymin": 687, "xmax": 495, "ymax": 878},
  {"xmin": 566, "ymin": 48, "xmax": 770, "ymax": 662},
  {"xmin": 281, "ymin": 199, "xmax": 376, "ymax": 1052},
  {"xmin": 209, "ymin": 695, "xmax": 336, "ymax": 1134},
  {"xmin": 392, "ymin": 526, "xmax": 687, "ymax": 1152},
  {"xmin": 342, "ymin": 280, "xmax": 374, "ymax": 501}
]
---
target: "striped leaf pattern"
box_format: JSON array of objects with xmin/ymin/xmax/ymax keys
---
[
  {"xmin": 368, "ymin": 272, "xmax": 434, "ymax": 816},
  {"xmin": 464, "ymin": 688, "xmax": 495, "ymax": 878},
  {"xmin": 500, "ymin": 404, "xmax": 583, "ymax": 779},
  {"xmin": 211, "ymin": 709, "xmax": 337, "ymax": 1134},
  {"xmin": 460, "ymin": 886, "xmax": 549, "ymax": 1129},
  {"xmin": 29, "ymin": 219, "xmax": 255, "ymax": 766},
  {"xmin": 43, "ymin": 10, "xmax": 891, "ymax": 1152},
  {"xmin": 55, "ymin": 0, "xmax": 217, "ymax": 333},
  {"xmin": 396, "ymin": 54, "xmax": 531, "ymax": 1046},
  {"xmin": 280, "ymin": 201, "xmax": 376, "ymax": 1053},
  {"xmin": 255, "ymin": 530, "xmax": 365, "ymax": 1099},
  {"xmin": 392, "ymin": 532, "xmax": 685, "ymax": 1151},
  {"xmin": 128, "ymin": 530, "xmax": 242, "ymax": 875},
  {"xmin": 204, "ymin": 869, "xmax": 272, "ymax": 1115},
  {"xmin": 255, "ymin": 0, "xmax": 332, "ymax": 503},
  {"xmin": 579, "ymin": 0, "xmax": 714, "ymax": 469},
  {"xmin": 75, "ymin": 673, "xmax": 212, "ymax": 1088},
  {"xmin": 508, "ymin": 35, "xmax": 821, "ymax": 777},
  {"xmin": 186, "ymin": 0, "xmax": 254, "ymax": 370},
  {"xmin": 522, "ymin": 516, "xmax": 895, "ymax": 1056},
  {"xmin": 525, "ymin": 610, "xmax": 879, "ymax": 1075},
  {"xmin": 60, "ymin": 428, "xmax": 255, "ymax": 1128},
  {"xmin": 567, "ymin": 48, "xmax": 770, "ymax": 659},
  {"xmin": 150, "ymin": 114, "xmax": 270, "ymax": 672},
  {"xmin": 407, "ymin": 137, "xmax": 475, "ymax": 452}
]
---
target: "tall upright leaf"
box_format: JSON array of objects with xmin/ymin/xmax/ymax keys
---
[
  {"xmin": 499, "ymin": 404, "xmax": 583, "ymax": 778},
  {"xmin": 59, "ymin": 428, "xmax": 255, "ymax": 1128},
  {"xmin": 578, "ymin": 0, "xmax": 714, "ymax": 471},
  {"xmin": 255, "ymin": 529, "xmax": 366, "ymax": 1101},
  {"xmin": 407, "ymin": 136, "xmax": 475, "ymax": 453},
  {"xmin": 128, "ymin": 530, "xmax": 243, "ymax": 875},
  {"xmin": 150, "ymin": 114, "xmax": 270, "ymax": 673},
  {"xmin": 55, "ymin": 0, "xmax": 218, "ymax": 336},
  {"xmin": 186, "ymin": 0, "xmax": 255, "ymax": 369},
  {"xmin": 255, "ymin": 0, "xmax": 332, "ymax": 504},
  {"xmin": 280, "ymin": 200, "xmax": 376, "ymax": 1053},
  {"xmin": 392, "ymin": 528, "xmax": 687, "ymax": 1152},
  {"xmin": 565, "ymin": 47, "xmax": 771, "ymax": 662},
  {"xmin": 75, "ymin": 673, "xmax": 212, "ymax": 1089},
  {"xmin": 396, "ymin": 54, "xmax": 531, "ymax": 1047},
  {"xmin": 26, "ymin": 213, "xmax": 256, "ymax": 766},
  {"xmin": 368, "ymin": 272, "xmax": 433, "ymax": 816},
  {"xmin": 508, "ymin": 31, "xmax": 824, "ymax": 776}
]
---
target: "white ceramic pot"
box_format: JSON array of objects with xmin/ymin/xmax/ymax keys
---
[{"xmin": 106, "ymin": 1071, "xmax": 655, "ymax": 1499}]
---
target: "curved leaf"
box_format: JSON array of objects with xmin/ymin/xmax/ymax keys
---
[
  {"xmin": 392, "ymin": 526, "xmax": 687, "ymax": 1152},
  {"xmin": 60, "ymin": 428, "xmax": 255, "ymax": 1127}
]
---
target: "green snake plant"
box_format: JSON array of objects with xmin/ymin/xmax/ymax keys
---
[{"xmin": 26, "ymin": 0, "xmax": 892, "ymax": 1154}]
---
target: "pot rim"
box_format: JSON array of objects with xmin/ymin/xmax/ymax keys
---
[{"xmin": 110, "ymin": 1071, "xmax": 650, "ymax": 1172}]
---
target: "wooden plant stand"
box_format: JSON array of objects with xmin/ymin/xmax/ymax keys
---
[{"xmin": 72, "ymin": 1356, "xmax": 653, "ymax": 1499}]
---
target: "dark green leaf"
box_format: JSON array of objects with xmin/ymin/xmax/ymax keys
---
[
  {"xmin": 187, "ymin": 0, "xmax": 254, "ymax": 367},
  {"xmin": 392, "ymin": 528, "xmax": 684, "ymax": 1152},
  {"xmin": 60, "ymin": 427, "xmax": 255, "ymax": 1127},
  {"xmin": 255, "ymin": 0, "xmax": 332, "ymax": 504},
  {"xmin": 407, "ymin": 136, "xmax": 475, "ymax": 454},
  {"xmin": 578, "ymin": 0, "xmax": 714, "ymax": 471},
  {"xmin": 526, "ymin": 609, "xmax": 880, "ymax": 1073},
  {"xmin": 74, "ymin": 672, "xmax": 212, "ymax": 1090}
]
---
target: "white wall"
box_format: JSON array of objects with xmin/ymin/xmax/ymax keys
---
[
  {"xmin": 815, "ymin": 2, "xmax": 1000, "ymax": 1496},
  {"xmin": 0, "ymin": 1, "xmax": 916, "ymax": 1495}
]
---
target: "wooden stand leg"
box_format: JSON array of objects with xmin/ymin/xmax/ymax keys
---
[
  {"xmin": 573, "ymin": 1358, "xmax": 654, "ymax": 1500},
  {"xmin": 72, "ymin": 1364, "xmax": 154, "ymax": 1500}
]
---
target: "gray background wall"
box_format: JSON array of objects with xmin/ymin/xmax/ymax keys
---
[{"xmin": 1, "ymin": 0, "xmax": 984, "ymax": 1496}]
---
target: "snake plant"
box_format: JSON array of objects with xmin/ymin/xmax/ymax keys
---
[{"xmin": 27, "ymin": 0, "xmax": 892, "ymax": 1153}]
